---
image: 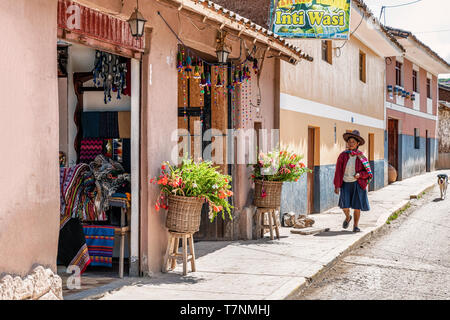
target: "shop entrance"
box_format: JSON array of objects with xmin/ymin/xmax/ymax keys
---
[{"xmin": 57, "ymin": 41, "xmax": 140, "ymax": 298}]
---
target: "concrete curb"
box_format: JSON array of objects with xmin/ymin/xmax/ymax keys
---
[{"xmin": 279, "ymin": 182, "xmax": 436, "ymax": 300}]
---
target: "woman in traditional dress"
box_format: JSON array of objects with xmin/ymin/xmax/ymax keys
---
[{"xmin": 333, "ymin": 130, "xmax": 373, "ymax": 233}]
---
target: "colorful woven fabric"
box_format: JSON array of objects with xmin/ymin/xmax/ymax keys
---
[
  {"xmin": 345, "ymin": 150, "xmax": 373, "ymax": 183},
  {"xmin": 80, "ymin": 138, "xmax": 104, "ymax": 163},
  {"xmin": 83, "ymin": 225, "xmax": 115, "ymax": 268},
  {"xmin": 58, "ymin": 218, "xmax": 91, "ymax": 275},
  {"xmin": 60, "ymin": 164, "xmax": 106, "ymax": 221},
  {"xmin": 109, "ymin": 193, "xmax": 131, "ymax": 209},
  {"xmin": 60, "ymin": 164, "xmax": 91, "ymax": 217}
]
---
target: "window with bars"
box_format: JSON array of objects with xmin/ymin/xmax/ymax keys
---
[
  {"xmin": 359, "ymin": 51, "xmax": 366, "ymax": 83},
  {"xmin": 395, "ymin": 61, "xmax": 403, "ymax": 87},
  {"xmin": 412, "ymin": 70, "xmax": 418, "ymax": 92},
  {"xmin": 427, "ymin": 78, "xmax": 431, "ymax": 98},
  {"xmin": 321, "ymin": 40, "xmax": 332, "ymax": 64}
]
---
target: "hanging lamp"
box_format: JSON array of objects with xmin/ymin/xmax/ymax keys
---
[
  {"xmin": 128, "ymin": 0, "xmax": 147, "ymax": 38},
  {"xmin": 216, "ymin": 31, "xmax": 231, "ymax": 64}
]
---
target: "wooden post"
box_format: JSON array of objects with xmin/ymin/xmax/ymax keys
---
[
  {"xmin": 162, "ymin": 233, "xmax": 174, "ymax": 273},
  {"xmin": 182, "ymin": 234, "xmax": 188, "ymax": 276},
  {"xmin": 188, "ymin": 234, "xmax": 196, "ymax": 272}
]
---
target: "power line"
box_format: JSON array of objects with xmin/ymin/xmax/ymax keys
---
[
  {"xmin": 379, "ymin": 0, "xmax": 423, "ymax": 24},
  {"xmin": 414, "ymin": 28, "xmax": 450, "ymax": 34}
]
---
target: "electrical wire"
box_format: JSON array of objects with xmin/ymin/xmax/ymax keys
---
[
  {"xmin": 157, "ymin": 11, "xmax": 262, "ymax": 70},
  {"xmin": 379, "ymin": 0, "xmax": 423, "ymax": 25},
  {"xmin": 335, "ymin": 11, "xmax": 365, "ymax": 57}
]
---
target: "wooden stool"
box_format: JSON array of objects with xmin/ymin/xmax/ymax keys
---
[
  {"xmin": 114, "ymin": 207, "xmax": 130, "ymax": 279},
  {"xmin": 162, "ymin": 232, "xmax": 196, "ymax": 276},
  {"xmin": 255, "ymin": 208, "xmax": 280, "ymax": 240}
]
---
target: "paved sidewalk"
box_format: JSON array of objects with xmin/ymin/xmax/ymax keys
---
[{"xmin": 94, "ymin": 170, "xmax": 449, "ymax": 300}]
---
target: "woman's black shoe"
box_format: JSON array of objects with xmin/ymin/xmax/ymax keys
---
[
  {"xmin": 343, "ymin": 216, "xmax": 352, "ymax": 229},
  {"xmin": 353, "ymin": 226, "xmax": 361, "ymax": 233}
]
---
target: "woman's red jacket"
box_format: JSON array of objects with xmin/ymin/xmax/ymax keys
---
[{"xmin": 333, "ymin": 152, "xmax": 370, "ymax": 190}]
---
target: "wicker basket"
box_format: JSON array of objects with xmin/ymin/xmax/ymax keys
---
[
  {"xmin": 253, "ymin": 180, "xmax": 283, "ymax": 208},
  {"xmin": 166, "ymin": 195, "xmax": 204, "ymax": 233}
]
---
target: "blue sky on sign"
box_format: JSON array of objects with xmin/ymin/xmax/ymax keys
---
[{"xmin": 363, "ymin": 0, "xmax": 450, "ymax": 77}]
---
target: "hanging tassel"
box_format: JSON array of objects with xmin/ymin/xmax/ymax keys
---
[
  {"xmin": 185, "ymin": 56, "xmax": 192, "ymax": 73},
  {"xmin": 193, "ymin": 65, "xmax": 201, "ymax": 80},
  {"xmin": 177, "ymin": 51, "xmax": 183, "ymax": 72},
  {"xmin": 215, "ymin": 73, "xmax": 224, "ymax": 88},
  {"xmin": 206, "ymin": 72, "xmax": 211, "ymax": 87}
]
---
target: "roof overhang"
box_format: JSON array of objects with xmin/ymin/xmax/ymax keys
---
[
  {"xmin": 397, "ymin": 38, "xmax": 450, "ymax": 76},
  {"xmin": 350, "ymin": 3, "xmax": 403, "ymax": 58},
  {"xmin": 156, "ymin": 0, "xmax": 312, "ymax": 65}
]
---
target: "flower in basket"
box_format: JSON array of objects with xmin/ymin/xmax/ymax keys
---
[
  {"xmin": 250, "ymin": 150, "xmax": 311, "ymax": 183},
  {"xmin": 150, "ymin": 159, "xmax": 233, "ymax": 222},
  {"xmin": 249, "ymin": 150, "xmax": 311, "ymax": 204}
]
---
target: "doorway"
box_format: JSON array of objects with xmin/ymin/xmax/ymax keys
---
[
  {"xmin": 426, "ymin": 129, "xmax": 430, "ymax": 172},
  {"xmin": 388, "ymin": 118, "xmax": 399, "ymax": 180},
  {"xmin": 307, "ymin": 127, "xmax": 317, "ymax": 214},
  {"xmin": 57, "ymin": 41, "xmax": 141, "ymax": 297}
]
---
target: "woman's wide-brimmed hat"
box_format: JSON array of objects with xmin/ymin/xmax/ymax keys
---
[{"xmin": 343, "ymin": 130, "xmax": 365, "ymax": 146}]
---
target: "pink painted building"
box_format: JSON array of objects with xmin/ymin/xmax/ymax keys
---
[
  {"xmin": 0, "ymin": 0, "xmax": 311, "ymax": 298},
  {"xmin": 384, "ymin": 27, "xmax": 450, "ymax": 181}
]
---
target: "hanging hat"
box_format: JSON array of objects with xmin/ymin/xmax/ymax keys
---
[{"xmin": 343, "ymin": 130, "xmax": 365, "ymax": 146}]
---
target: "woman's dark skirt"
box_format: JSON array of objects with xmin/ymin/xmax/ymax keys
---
[{"xmin": 338, "ymin": 181, "xmax": 370, "ymax": 211}]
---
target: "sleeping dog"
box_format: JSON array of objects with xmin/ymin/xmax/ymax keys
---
[{"xmin": 437, "ymin": 174, "xmax": 448, "ymax": 200}]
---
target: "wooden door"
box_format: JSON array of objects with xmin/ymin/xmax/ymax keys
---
[
  {"xmin": 177, "ymin": 61, "xmax": 230, "ymax": 240},
  {"xmin": 388, "ymin": 119, "xmax": 399, "ymax": 173},
  {"xmin": 368, "ymin": 133, "xmax": 375, "ymax": 191},
  {"xmin": 426, "ymin": 130, "xmax": 430, "ymax": 172},
  {"xmin": 307, "ymin": 128, "xmax": 315, "ymax": 214}
]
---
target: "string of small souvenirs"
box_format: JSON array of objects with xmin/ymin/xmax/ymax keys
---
[
  {"xmin": 157, "ymin": 10, "xmax": 260, "ymax": 127},
  {"xmin": 177, "ymin": 46, "xmax": 259, "ymax": 128}
]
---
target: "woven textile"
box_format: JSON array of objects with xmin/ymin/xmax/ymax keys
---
[
  {"xmin": 82, "ymin": 225, "xmax": 115, "ymax": 268},
  {"xmin": 58, "ymin": 218, "xmax": 91, "ymax": 275},
  {"xmin": 60, "ymin": 164, "xmax": 106, "ymax": 221},
  {"xmin": 81, "ymin": 112, "xmax": 100, "ymax": 138},
  {"xmin": 118, "ymin": 111, "xmax": 131, "ymax": 138},
  {"xmin": 122, "ymin": 138, "xmax": 131, "ymax": 173},
  {"xmin": 109, "ymin": 193, "xmax": 131, "ymax": 209},
  {"xmin": 99, "ymin": 112, "xmax": 119, "ymax": 138},
  {"xmin": 60, "ymin": 164, "xmax": 91, "ymax": 217},
  {"xmin": 80, "ymin": 138, "xmax": 104, "ymax": 163}
]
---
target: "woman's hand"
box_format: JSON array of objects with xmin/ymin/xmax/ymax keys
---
[
  {"xmin": 334, "ymin": 188, "xmax": 340, "ymax": 195},
  {"xmin": 354, "ymin": 173, "xmax": 360, "ymax": 179}
]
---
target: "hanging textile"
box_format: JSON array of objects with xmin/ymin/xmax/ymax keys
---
[
  {"xmin": 79, "ymin": 138, "xmax": 104, "ymax": 163},
  {"xmin": 82, "ymin": 225, "xmax": 115, "ymax": 268},
  {"xmin": 99, "ymin": 112, "xmax": 119, "ymax": 138},
  {"xmin": 81, "ymin": 112, "xmax": 100, "ymax": 138},
  {"xmin": 118, "ymin": 111, "xmax": 131, "ymax": 139}
]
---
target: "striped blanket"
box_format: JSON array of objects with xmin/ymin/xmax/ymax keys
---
[
  {"xmin": 60, "ymin": 164, "xmax": 106, "ymax": 221},
  {"xmin": 82, "ymin": 225, "xmax": 115, "ymax": 268}
]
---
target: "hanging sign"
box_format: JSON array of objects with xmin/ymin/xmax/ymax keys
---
[{"xmin": 270, "ymin": 0, "xmax": 351, "ymax": 39}]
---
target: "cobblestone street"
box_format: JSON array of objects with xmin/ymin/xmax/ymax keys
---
[{"xmin": 291, "ymin": 185, "xmax": 450, "ymax": 300}]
